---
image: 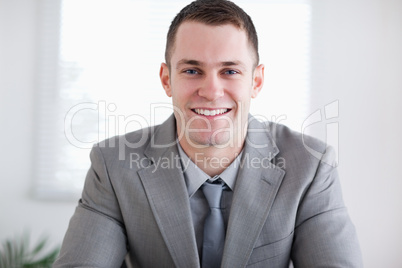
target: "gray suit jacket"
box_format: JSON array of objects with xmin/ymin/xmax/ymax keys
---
[{"xmin": 54, "ymin": 114, "xmax": 363, "ymax": 268}]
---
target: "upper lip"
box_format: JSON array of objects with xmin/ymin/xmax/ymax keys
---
[
  {"xmin": 191, "ymin": 107, "xmax": 230, "ymax": 110},
  {"xmin": 191, "ymin": 108, "xmax": 231, "ymax": 116}
]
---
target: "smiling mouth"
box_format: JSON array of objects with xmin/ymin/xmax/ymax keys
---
[{"xmin": 192, "ymin": 108, "xmax": 230, "ymax": 116}]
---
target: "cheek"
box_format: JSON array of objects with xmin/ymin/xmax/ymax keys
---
[
  {"xmin": 171, "ymin": 81, "xmax": 198, "ymax": 106},
  {"xmin": 225, "ymin": 81, "xmax": 253, "ymax": 102}
]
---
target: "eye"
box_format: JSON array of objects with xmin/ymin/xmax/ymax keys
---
[
  {"xmin": 224, "ymin": 69, "xmax": 239, "ymax": 75},
  {"xmin": 184, "ymin": 69, "xmax": 199, "ymax": 75}
]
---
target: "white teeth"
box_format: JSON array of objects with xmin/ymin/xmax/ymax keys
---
[{"xmin": 194, "ymin": 108, "xmax": 228, "ymax": 116}]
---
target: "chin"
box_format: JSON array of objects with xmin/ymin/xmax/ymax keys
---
[{"xmin": 188, "ymin": 132, "xmax": 233, "ymax": 149}]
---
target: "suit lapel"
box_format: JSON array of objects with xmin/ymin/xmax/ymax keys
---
[
  {"xmin": 137, "ymin": 115, "xmax": 285, "ymax": 268},
  {"xmin": 138, "ymin": 115, "xmax": 200, "ymax": 268},
  {"xmin": 222, "ymin": 116, "xmax": 286, "ymax": 268}
]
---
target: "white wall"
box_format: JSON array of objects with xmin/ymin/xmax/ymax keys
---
[
  {"xmin": 0, "ymin": 0, "xmax": 76, "ymax": 248},
  {"xmin": 310, "ymin": 0, "xmax": 402, "ymax": 267},
  {"xmin": 0, "ymin": 0, "xmax": 401, "ymax": 266}
]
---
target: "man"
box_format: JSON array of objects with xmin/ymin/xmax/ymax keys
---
[{"xmin": 54, "ymin": 0, "xmax": 363, "ymax": 267}]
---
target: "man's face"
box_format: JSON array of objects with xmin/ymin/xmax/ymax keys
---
[{"xmin": 160, "ymin": 21, "xmax": 264, "ymax": 149}]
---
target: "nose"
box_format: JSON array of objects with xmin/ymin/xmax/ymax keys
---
[{"xmin": 198, "ymin": 74, "xmax": 224, "ymax": 101}]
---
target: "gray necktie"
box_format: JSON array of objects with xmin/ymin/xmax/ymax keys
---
[{"xmin": 202, "ymin": 179, "xmax": 225, "ymax": 268}]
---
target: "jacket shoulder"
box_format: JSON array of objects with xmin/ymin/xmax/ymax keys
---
[
  {"xmin": 266, "ymin": 121, "xmax": 329, "ymax": 161},
  {"xmin": 93, "ymin": 124, "xmax": 163, "ymax": 164}
]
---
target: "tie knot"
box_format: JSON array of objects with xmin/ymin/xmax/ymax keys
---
[{"xmin": 202, "ymin": 180, "xmax": 224, "ymax": 209}]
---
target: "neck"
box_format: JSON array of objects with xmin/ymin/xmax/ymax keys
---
[{"xmin": 179, "ymin": 137, "xmax": 245, "ymax": 177}]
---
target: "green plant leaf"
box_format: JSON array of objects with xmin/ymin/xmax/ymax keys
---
[
  {"xmin": 30, "ymin": 238, "xmax": 47, "ymax": 256},
  {"xmin": 24, "ymin": 247, "xmax": 59, "ymax": 268},
  {"xmin": 0, "ymin": 233, "xmax": 59, "ymax": 268}
]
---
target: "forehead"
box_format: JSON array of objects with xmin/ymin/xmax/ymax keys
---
[{"xmin": 171, "ymin": 21, "xmax": 254, "ymax": 67}]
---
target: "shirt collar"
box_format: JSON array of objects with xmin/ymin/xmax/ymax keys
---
[{"xmin": 177, "ymin": 141, "xmax": 242, "ymax": 198}]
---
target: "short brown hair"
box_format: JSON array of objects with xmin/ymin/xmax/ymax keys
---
[{"xmin": 165, "ymin": 0, "xmax": 259, "ymax": 68}]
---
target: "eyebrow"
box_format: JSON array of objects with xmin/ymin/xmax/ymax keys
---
[
  {"xmin": 176, "ymin": 59, "xmax": 246, "ymax": 69},
  {"xmin": 176, "ymin": 59, "xmax": 202, "ymax": 68}
]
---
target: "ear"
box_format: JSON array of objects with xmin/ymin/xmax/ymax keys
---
[
  {"xmin": 160, "ymin": 63, "xmax": 172, "ymax": 97},
  {"xmin": 251, "ymin": 64, "xmax": 264, "ymax": 98}
]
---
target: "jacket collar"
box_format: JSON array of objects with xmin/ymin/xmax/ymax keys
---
[
  {"xmin": 222, "ymin": 115, "xmax": 285, "ymax": 268},
  {"xmin": 140, "ymin": 114, "xmax": 285, "ymax": 268}
]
